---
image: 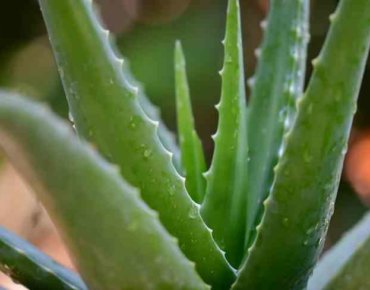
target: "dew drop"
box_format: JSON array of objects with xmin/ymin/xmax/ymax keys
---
[
  {"xmin": 143, "ymin": 149, "xmax": 152, "ymax": 159},
  {"xmin": 168, "ymin": 183, "xmax": 176, "ymax": 196},
  {"xmin": 188, "ymin": 206, "xmax": 198, "ymax": 219},
  {"xmin": 129, "ymin": 116, "xmax": 137, "ymax": 129},
  {"xmin": 225, "ymin": 55, "xmax": 233, "ymax": 64},
  {"xmin": 306, "ymin": 225, "xmax": 316, "ymax": 235},
  {"xmin": 282, "ymin": 218, "xmax": 289, "ymax": 227}
]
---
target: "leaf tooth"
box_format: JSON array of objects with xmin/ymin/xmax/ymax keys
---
[
  {"xmin": 128, "ymin": 84, "xmax": 140, "ymax": 96},
  {"xmin": 89, "ymin": 0, "xmax": 174, "ymax": 148},
  {"xmin": 174, "ymin": 167, "xmax": 186, "ymax": 183},
  {"xmin": 218, "ymin": 68, "xmax": 224, "ymax": 77},
  {"xmin": 247, "ymin": 77, "xmax": 256, "ymax": 90},
  {"xmin": 13, "ymin": 246, "xmax": 26, "ymax": 256},
  {"xmin": 211, "ymin": 131, "xmax": 219, "ymax": 143},
  {"xmin": 100, "ymin": 27, "xmax": 110, "ymax": 39},
  {"xmin": 260, "ymin": 19, "xmax": 268, "ymax": 30},
  {"xmin": 202, "ymin": 170, "xmax": 210, "ymax": 180},
  {"xmin": 114, "ymin": 57, "xmax": 124, "ymax": 67},
  {"xmin": 254, "ymin": 48, "xmax": 262, "ymax": 58},
  {"xmin": 254, "ymin": 223, "xmax": 262, "ymax": 232},
  {"xmin": 329, "ymin": 12, "xmax": 338, "ymax": 23},
  {"xmin": 214, "ymin": 102, "xmax": 221, "ymax": 111},
  {"xmin": 152, "ymin": 124, "xmax": 174, "ymax": 158},
  {"xmin": 150, "ymin": 119, "xmax": 179, "ymax": 174},
  {"xmin": 109, "ymin": 163, "xmax": 121, "ymax": 174},
  {"xmin": 311, "ymin": 57, "xmax": 321, "ymax": 68},
  {"xmin": 290, "ymin": 46, "xmax": 299, "ymax": 62}
]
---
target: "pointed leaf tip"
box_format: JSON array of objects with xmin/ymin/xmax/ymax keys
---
[
  {"xmin": 38, "ymin": 0, "xmax": 235, "ymax": 287},
  {"xmin": 174, "ymin": 40, "xmax": 207, "ymax": 203},
  {"xmin": 201, "ymin": 0, "xmax": 248, "ymax": 267}
]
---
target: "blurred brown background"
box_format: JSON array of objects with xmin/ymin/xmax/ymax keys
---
[{"xmin": 0, "ymin": 0, "xmax": 369, "ymax": 288}]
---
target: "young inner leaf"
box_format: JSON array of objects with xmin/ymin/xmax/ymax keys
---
[
  {"xmin": 201, "ymin": 0, "xmax": 248, "ymax": 268},
  {"xmin": 175, "ymin": 41, "xmax": 207, "ymax": 203}
]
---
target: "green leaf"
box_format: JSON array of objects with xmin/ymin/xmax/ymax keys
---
[
  {"xmin": 0, "ymin": 226, "xmax": 86, "ymax": 290},
  {"xmin": 246, "ymin": 0, "xmax": 309, "ymax": 246},
  {"xmin": 201, "ymin": 0, "xmax": 248, "ymax": 267},
  {"xmin": 0, "ymin": 92, "xmax": 209, "ymax": 290},
  {"xmin": 234, "ymin": 0, "xmax": 370, "ymax": 288},
  {"xmin": 307, "ymin": 212, "xmax": 370, "ymax": 290},
  {"xmin": 122, "ymin": 62, "xmax": 183, "ymax": 173},
  {"xmin": 174, "ymin": 41, "xmax": 207, "ymax": 203},
  {"xmin": 38, "ymin": 0, "xmax": 235, "ymax": 287}
]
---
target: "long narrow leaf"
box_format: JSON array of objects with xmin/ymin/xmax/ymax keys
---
[
  {"xmin": 234, "ymin": 0, "xmax": 370, "ymax": 288},
  {"xmin": 0, "ymin": 92, "xmax": 209, "ymax": 290},
  {"xmin": 0, "ymin": 226, "xmax": 86, "ymax": 290},
  {"xmin": 201, "ymin": 0, "xmax": 248, "ymax": 267},
  {"xmin": 246, "ymin": 0, "xmax": 309, "ymax": 246},
  {"xmin": 175, "ymin": 41, "xmax": 207, "ymax": 203},
  {"xmin": 38, "ymin": 0, "xmax": 235, "ymax": 287},
  {"xmin": 308, "ymin": 212, "xmax": 370, "ymax": 290}
]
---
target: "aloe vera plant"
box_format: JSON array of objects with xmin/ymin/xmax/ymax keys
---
[{"xmin": 0, "ymin": 0, "xmax": 369, "ymax": 289}]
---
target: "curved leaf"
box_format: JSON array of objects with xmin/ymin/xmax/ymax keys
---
[
  {"xmin": 234, "ymin": 0, "xmax": 370, "ymax": 288},
  {"xmin": 308, "ymin": 212, "xmax": 370, "ymax": 290},
  {"xmin": 0, "ymin": 92, "xmax": 209, "ymax": 290},
  {"xmin": 0, "ymin": 226, "xmax": 86, "ymax": 290},
  {"xmin": 38, "ymin": 0, "xmax": 235, "ymax": 287}
]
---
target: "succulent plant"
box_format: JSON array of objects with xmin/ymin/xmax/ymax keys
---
[{"xmin": 0, "ymin": 0, "xmax": 369, "ymax": 289}]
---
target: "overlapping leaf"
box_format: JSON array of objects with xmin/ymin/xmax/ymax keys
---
[
  {"xmin": 0, "ymin": 226, "xmax": 86, "ymax": 290},
  {"xmin": 246, "ymin": 0, "xmax": 309, "ymax": 246},
  {"xmin": 234, "ymin": 0, "xmax": 370, "ymax": 288},
  {"xmin": 0, "ymin": 92, "xmax": 209, "ymax": 290},
  {"xmin": 38, "ymin": 0, "xmax": 235, "ymax": 287}
]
